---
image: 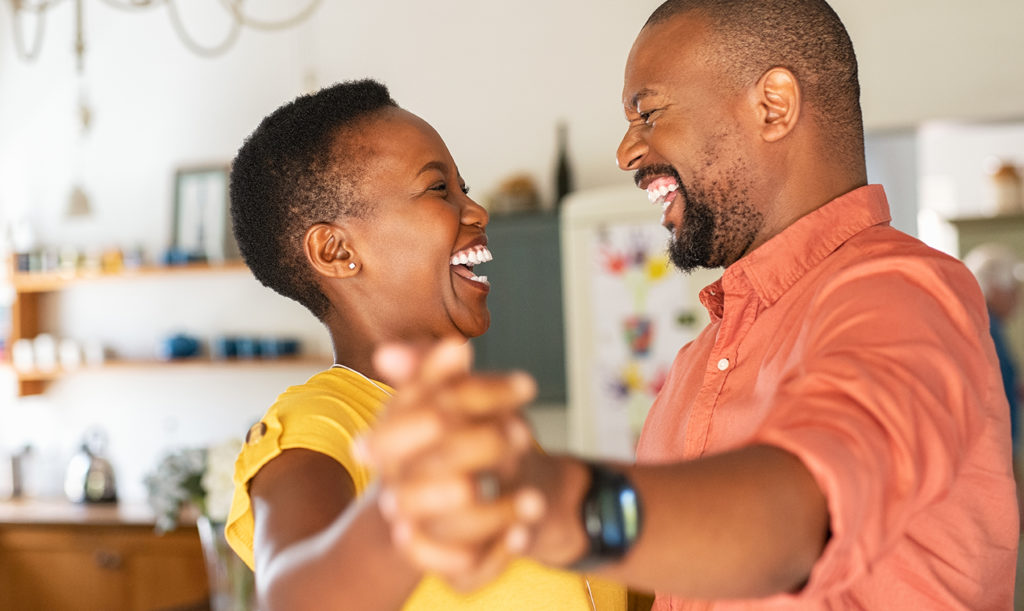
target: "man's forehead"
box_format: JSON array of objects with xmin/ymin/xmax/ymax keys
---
[{"xmin": 621, "ymin": 15, "xmax": 714, "ymax": 108}]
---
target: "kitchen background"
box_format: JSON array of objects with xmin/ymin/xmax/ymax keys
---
[{"xmin": 1, "ymin": 0, "xmax": 1023, "ymax": 509}]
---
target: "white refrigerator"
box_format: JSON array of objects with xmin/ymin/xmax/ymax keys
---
[{"xmin": 560, "ymin": 184, "xmax": 721, "ymax": 459}]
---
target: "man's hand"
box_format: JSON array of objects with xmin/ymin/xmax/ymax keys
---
[{"xmin": 359, "ymin": 338, "xmax": 546, "ymax": 590}]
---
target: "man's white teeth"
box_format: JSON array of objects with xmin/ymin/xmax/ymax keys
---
[
  {"xmin": 451, "ymin": 245, "xmax": 493, "ymax": 266},
  {"xmin": 470, "ymin": 275, "xmax": 489, "ymax": 286},
  {"xmin": 647, "ymin": 182, "xmax": 678, "ymax": 206}
]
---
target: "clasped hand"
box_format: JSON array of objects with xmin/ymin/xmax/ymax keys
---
[{"xmin": 358, "ymin": 339, "xmax": 548, "ymax": 591}]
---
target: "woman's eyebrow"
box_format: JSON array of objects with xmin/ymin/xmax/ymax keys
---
[{"xmin": 416, "ymin": 160, "xmax": 448, "ymax": 176}]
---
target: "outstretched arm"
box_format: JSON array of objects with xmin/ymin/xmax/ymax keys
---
[
  {"xmin": 364, "ymin": 340, "xmax": 830, "ymax": 599},
  {"xmin": 249, "ymin": 448, "xmax": 421, "ymax": 610}
]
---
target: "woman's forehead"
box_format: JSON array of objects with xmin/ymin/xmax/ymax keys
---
[{"xmin": 346, "ymin": 109, "xmax": 456, "ymax": 178}]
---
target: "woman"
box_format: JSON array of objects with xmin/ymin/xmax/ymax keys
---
[{"xmin": 224, "ymin": 79, "xmax": 625, "ymax": 610}]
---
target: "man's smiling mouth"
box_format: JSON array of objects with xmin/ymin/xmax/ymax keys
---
[
  {"xmin": 646, "ymin": 176, "xmax": 679, "ymax": 212},
  {"xmin": 450, "ymin": 244, "xmax": 492, "ymax": 286}
]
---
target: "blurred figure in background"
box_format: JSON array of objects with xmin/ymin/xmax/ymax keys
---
[{"xmin": 966, "ymin": 243, "xmax": 1024, "ymax": 479}]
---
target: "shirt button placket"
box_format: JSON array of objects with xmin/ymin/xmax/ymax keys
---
[{"xmin": 717, "ymin": 357, "xmax": 730, "ymax": 371}]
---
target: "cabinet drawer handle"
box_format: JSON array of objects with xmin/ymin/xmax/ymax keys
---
[{"xmin": 94, "ymin": 549, "xmax": 123, "ymax": 570}]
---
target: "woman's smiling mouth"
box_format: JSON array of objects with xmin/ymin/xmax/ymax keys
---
[{"xmin": 450, "ymin": 244, "xmax": 492, "ymax": 286}]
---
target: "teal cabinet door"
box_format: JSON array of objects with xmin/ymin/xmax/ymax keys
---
[{"xmin": 472, "ymin": 212, "xmax": 566, "ymax": 403}]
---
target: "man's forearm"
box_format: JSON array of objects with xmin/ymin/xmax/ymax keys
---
[{"xmin": 528, "ymin": 445, "xmax": 829, "ymax": 599}]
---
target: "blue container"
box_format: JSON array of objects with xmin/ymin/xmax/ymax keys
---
[{"xmin": 160, "ymin": 334, "xmax": 201, "ymax": 360}]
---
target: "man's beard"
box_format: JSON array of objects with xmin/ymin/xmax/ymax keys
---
[{"xmin": 667, "ymin": 181, "xmax": 762, "ymax": 273}]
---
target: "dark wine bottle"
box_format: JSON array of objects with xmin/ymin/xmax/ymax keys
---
[{"xmin": 554, "ymin": 121, "xmax": 574, "ymax": 207}]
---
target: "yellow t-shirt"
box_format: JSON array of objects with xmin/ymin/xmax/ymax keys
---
[{"xmin": 225, "ymin": 367, "xmax": 626, "ymax": 611}]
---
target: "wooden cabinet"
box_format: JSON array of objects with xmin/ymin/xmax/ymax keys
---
[{"xmin": 0, "ymin": 521, "xmax": 208, "ymax": 611}]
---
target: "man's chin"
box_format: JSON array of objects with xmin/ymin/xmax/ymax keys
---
[{"xmin": 668, "ymin": 234, "xmax": 707, "ymax": 273}]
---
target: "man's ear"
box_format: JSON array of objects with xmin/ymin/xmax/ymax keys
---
[
  {"xmin": 304, "ymin": 223, "xmax": 361, "ymax": 278},
  {"xmin": 754, "ymin": 67, "xmax": 801, "ymax": 143}
]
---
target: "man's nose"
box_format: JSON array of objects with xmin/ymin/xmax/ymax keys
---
[{"xmin": 616, "ymin": 128, "xmax": 646, "ymax": 171}]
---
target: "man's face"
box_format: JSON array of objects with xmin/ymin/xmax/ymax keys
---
[{"xmin": 616, "ymin": 15, "xmax": 764, "ymax": 272}]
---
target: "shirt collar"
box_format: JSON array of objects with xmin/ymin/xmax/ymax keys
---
[{"xmin": 699, "ymin": 185, "xmax": 892, "ymax": 318}]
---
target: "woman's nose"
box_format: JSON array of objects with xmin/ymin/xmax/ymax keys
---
[{"xmin": 461, "ymin": 196, "xmax": 489, "ymax": 228}]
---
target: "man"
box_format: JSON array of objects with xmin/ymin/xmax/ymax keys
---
[
  {"xmin": 966, "ymin": 243, "xmax": 1022, "ymax": 448},
  {"xmin": 966, "ymin": 242, "xmax": 1023, "ymax": 529},
  {"xmin": 364, "ymin": 1, "xmax": 1020, "ymax": 608}
]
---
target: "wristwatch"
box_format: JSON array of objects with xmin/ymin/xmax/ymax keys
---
[{"xmin": 571, "ymin": 461, "xmax": 643, "ymax": 571}]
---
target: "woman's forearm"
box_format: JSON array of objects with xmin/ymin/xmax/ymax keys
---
[{"xmin": 257, "ymin": 485, "xmax": 423, "ymax": 611}]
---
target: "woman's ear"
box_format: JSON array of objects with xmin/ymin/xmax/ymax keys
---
[
  {"xmin": 304, "ymin": 223, "xmax": 360, "ymax": 278},
  {"xmin": 755, "ymin": 67, "xmax": 801, "ymax": 143}
]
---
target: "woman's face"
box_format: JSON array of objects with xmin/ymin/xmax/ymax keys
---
[{"xmin": 343, "ymin": 107, "xmax": 492, "ymax": 341}]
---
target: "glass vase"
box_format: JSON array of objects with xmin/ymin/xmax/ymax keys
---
[{"xmin": 196, "ymin": 515, "xmax": 256, "ymax": 611}]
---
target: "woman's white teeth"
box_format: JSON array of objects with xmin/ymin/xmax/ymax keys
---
[
  {"xmin": 450, "ymin": 245, "xmax": 493, "ymax": 266},
  {"xmin": 470, "ymin": 275, "xmax": 489, "ymax": 285}
]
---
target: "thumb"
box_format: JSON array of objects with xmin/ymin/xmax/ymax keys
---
[
  {"xmin": 373, "ymin": 342, "xmax": 421, "ymax": 387},
  {"xmin": 418, "ymin": 337, "xmax": 474, "ymax": 385},
  {"xmin": 373, "ymin": 337, "xmax": 473, "ymax": 388}
]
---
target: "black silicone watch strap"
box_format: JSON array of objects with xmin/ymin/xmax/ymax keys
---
[{"xmin": 570, "ymin": 462, "xmax": 643, "ymax": 571}]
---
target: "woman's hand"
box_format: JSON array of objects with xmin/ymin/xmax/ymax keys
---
[{"xmin": 360, "ymin": 338, "xmax": 546, "ymax": 590}]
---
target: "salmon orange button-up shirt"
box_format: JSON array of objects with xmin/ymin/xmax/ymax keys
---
[{"xmin": 636, "ymin": 185, "xmax": 1019, "ymax": 610}]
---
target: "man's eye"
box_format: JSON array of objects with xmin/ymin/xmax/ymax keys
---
[{"xmin": 639, "ymin": 111, "xmax": 653, "ymax": 124}]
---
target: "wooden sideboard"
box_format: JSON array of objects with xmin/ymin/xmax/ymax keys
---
[{"xmin": 0, "ymin": 500, "xmax": 209, "ymax": 611}]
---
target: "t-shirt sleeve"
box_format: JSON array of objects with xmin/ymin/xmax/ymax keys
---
[{"xmin": 224, "ymin": 378, "xmax": 379, "ymax": 570}]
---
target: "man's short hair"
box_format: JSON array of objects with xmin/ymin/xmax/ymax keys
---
[
  {"xmin": 229, "ymin": 79, "xmax": 397, "ymax": 319},
  {"xmin": 646, "ymin": 0, "xmax": 863, "ymax": 162}
]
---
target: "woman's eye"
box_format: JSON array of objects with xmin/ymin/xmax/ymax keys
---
[
  {"xmin": 639, "ymin": 111, "xmax": 653, "ymax": 124},
  {"xmin": 426, "ymin": 180, "xmax": 469, "ymax": 196}
]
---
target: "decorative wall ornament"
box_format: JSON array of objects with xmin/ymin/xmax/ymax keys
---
[{"xmin": 6, "ymin": 0, "xmax": 323, "ymax": 67}]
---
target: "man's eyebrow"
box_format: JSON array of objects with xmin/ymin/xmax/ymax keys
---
[{"xmin": 627, "ymin": 88, "xmax": 658, "ymax": 109}]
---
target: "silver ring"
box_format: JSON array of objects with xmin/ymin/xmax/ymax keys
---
[{"xmin": 475, "ymin": 471, "xmax": 501, "ymax": 503}]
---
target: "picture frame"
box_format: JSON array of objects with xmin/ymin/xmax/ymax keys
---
[{"xmin": 171, "ymin": 165, "xmax": 238, "ymax": 263}]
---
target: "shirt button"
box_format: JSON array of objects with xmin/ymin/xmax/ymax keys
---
[
  {"xmin": 246, "ymin": 422, "xmax": 267, "ymax": 444},
  {"xmin": 717, "ymin": 358, "xmax": 730, "ymax": 371}
]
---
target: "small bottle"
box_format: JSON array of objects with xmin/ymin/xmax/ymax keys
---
[
  {"xmin": 991, "ymin": 160, "xmax": 1023, "ymax": 215},
  {"xmin": 554, "ymin": 121, "xmax": 574, "ymax": 208}
]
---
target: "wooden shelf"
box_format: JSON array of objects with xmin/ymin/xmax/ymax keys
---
[
  {"xmin": 5, "ymin": 355, "xmax": 331, "ymax": 385},
  {"xmin": 3, "ymin": 257, "xmax": 325, "ymax": 397},
  {"xmin": 11, "ymin": 260, "xmax": 248, "ymax": 294}
]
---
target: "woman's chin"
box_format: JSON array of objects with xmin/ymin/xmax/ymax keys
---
[{"xmin": 457, "ymin": 310, "xmax": 491, "ymax": 339}]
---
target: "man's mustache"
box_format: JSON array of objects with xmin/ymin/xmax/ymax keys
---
[{"xmin": 633, "ymin": 164, "xmax": 679, "ymax": 187}]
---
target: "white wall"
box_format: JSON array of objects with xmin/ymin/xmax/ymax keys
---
[
  {"xmin": 0, "ymin": 0, "xmax": 664, "ymax": 503},
  {"xmin": 1, "ymin": 0, "xmax": 1021, "ymax": 503},
  {"xmin": 835, "ymin": 0, "xmax": 1024, "ymax": 129}
]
